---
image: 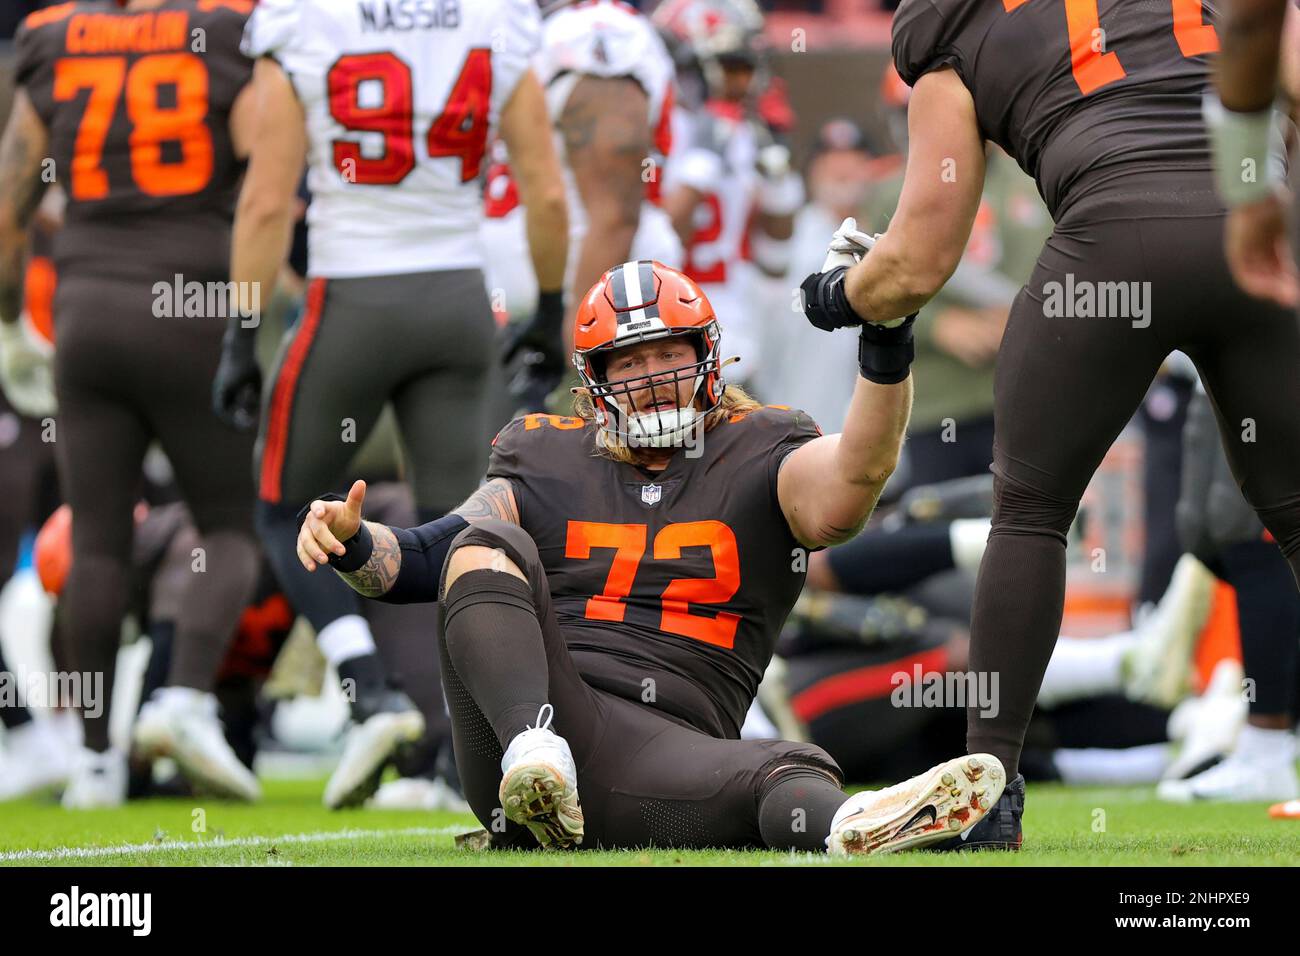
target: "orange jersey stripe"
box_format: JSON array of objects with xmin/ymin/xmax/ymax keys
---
[{"xmin": 259, "ymin": 278, "xmax": 328, "ymax": 504}]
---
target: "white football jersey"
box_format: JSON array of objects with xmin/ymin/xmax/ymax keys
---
[
  {"xmin": 664, "ymin": 105, "xmax": 763, "ymax": 371},
  {"xmin": 243, "ymin": 0, "xmax": 540, "ymax": 278}
]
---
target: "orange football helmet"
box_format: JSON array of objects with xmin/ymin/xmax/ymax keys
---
[{"xmin": 573, "ymin": 260, "xmax": 727, "ymax": 447}]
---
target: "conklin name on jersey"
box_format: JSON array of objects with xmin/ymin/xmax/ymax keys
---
[
  {"xmin": 242, "ymin": 0, "xmax": 540, "ymax": 278},
  {"xmin": 487, "ymin": 405, "xmax": 821, "ymax": 739}
]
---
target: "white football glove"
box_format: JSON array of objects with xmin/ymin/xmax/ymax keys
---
[
  {"xmin": 819, "ymin": 218, "xmax": 906, "ymax": 328},
  {"xmin": 820, "ymin": 217, "xmax": 879, "ymax": 271},
  {"xmin": 0, "ymin": 318, "xmax": 56, "ymax": 418}
]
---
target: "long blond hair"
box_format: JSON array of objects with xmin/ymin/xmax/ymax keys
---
[{"xmin": 571, "ymin": 384, "xmax": 762, "ymax": 464}]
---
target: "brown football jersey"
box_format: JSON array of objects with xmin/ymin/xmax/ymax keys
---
[
  {"xmin": 487, "ymin": 406, "xmax": 822, "ymax": 739},
  {"xmin": 892, "ymin": 0, "xmax": 1223, "ymax": 221},
  {"xmin": 15, "ymin": 0, "xmax": 254, "ymax": 281}
]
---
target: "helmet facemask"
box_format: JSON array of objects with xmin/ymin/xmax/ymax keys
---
[{"xmin": 576, "ymin": 326, "xmax": 725, "ymax": 449}]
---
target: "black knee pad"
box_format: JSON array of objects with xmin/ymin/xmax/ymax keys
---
[
  {"xmin": 755, "ymin": 746, "xmax": 845, "ymax": 799},
  {"xmin": 990, "ymin": 473, "xmax": 1078, "ymax": 543}
]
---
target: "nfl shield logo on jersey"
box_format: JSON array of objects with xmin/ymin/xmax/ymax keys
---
[{"xmin": 641, "ymin": 483, "xmax": 662, "ymax": 506}]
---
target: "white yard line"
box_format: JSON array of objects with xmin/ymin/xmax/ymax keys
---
[{"xmin": 0, "ymin": 826, "xmax": 467, "ymax": 863}]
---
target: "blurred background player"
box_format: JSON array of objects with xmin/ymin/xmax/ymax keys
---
[
  {"xmin": 481, "ymin": 0, "xmax": 682, "ymax": 420},
  {"xmin": 1155, "ymin": 378, "xmax": 1300, "ymax": 805},
  {"xmin": 759, "ymin": 117, "xmax": 893, "ymax": 432},
  {"xmin": 1, "ymin": 0, "xmax": 264, "ymax": 808},
  {"xmin": 1208, "ymin": 0, "xmax": 1300, "ymax": 818},
  {"xmin": 657, "ymin": 0, "xmax": 805, "ymax": 388},
  {"xmin": 219, "ymin": 0, "xmax": 568, "ymax": 807}
]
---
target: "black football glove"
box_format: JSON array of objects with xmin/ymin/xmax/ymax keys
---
[
  {"xmin": 508, "ymin": 354, "xmax": 564, "ymax": 416},
  {"xmin": 501, "ymin": 290, "xmax": 566, "ymax": 371},
  {"xmin": 800, "ymin": 265, "xmax": 864, "ymax": 331},
  {"xmin": 502, "ymin": 290, "xmax": 567, "ymax": 415},
  {"xmin": 213, "ymin": 323, "xmax": 261, "ymax": 432}
]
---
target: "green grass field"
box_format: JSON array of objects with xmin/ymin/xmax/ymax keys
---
[{"xmin": 2, "ymin": 778, "xmax": 1297, "ymax": 866}]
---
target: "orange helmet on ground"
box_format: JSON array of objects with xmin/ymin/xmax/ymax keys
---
[{"xmin": 573, "ymin": 260, "xmax": 727, "ymax": 447}]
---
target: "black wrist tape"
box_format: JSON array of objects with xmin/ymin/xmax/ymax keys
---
[
  {"xmin": 857, "ymin": 315, "xmax": 917, "ymax": 384},
  {"xmin": 329, "ymin": 520, "xmax": 374, "ymax": 572}
]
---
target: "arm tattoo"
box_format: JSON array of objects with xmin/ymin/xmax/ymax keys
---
[
  {"xmin": 337, "ymin": 522, "xmax": 402, "ymax": 598},
  {"xmin": 0, "ymin": 95, "xmax": 49, "ymax": 322},
  {"xmin": 452, "ymin": 479, "xmax": 520, "ymax": 525}
]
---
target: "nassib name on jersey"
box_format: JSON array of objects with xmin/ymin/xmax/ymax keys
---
[{"xmin": 359, "ymin": 0, "xmax": 461, "ymax": 33}]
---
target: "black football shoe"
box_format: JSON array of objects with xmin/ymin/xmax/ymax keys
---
[
  {"xmin": 930, "ymin": 772, "xmax": 1024, "ymax": 851},
  {"xmin": 323, "ymin": 685, "xmax": 425, "ymax": 809}
]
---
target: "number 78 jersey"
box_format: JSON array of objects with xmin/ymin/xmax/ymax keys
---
[{"xmin": 243, "ymin": 0, "xmax": 541, "ymax": 278}]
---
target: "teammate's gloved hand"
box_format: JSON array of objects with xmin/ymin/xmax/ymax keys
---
[
  {"xmin": 800, "ymin": 218, "xmax": 910, "ymax": 331},
  {"xmin": 297, "ymin": 479, "xmax": 366, "ymax": 572},
  {"xmin": 502, "ymin": 290, "xmax": 567, "ymax": 414},
  {"xmin": 0, "ymin": 317, "xmax": 55, "ymax": 418},
  {"xmin": 508, "ymin": 354, "xmax": 563, "ymax": 416},
  {"xmin": 212, "ymin": 323, "xmax": 261, "ymax": 432},
  {"xmin": 501, "ymin": 290, "xmax": 566, "ymax": 371},
  {"xmin": 800, "ymin": 266, "xmax": 861, "ymax": 331}
]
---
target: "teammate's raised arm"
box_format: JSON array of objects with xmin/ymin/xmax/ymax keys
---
[
  {"xmin": 559, "ymin": 76, "xmax": 651, "ymax": 327},
  {"xmin": 300, "ymin": 478, "xmax": 520, "ymax": 602},
  {"xmin": 842, "ymin": 68, "xmax": 986, "ymax": 323}
]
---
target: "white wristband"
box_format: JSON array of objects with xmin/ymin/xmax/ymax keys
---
[{"xmin": 1202, "ymin": 92, "xmax": 1284, "ymax": 207}]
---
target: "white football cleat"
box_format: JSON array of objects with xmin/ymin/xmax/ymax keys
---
[
  {"xmin": 1157, "ymin": 748, "xmax": 1299, "ymax": 804},
  {"xmin": 1122, "ymin": 554, "xmax": 1215, "ymax": 709},
  {"xmin": 499, "ymin": 704, "xmax": 583, "ymax": 849},
  {"xmin": 1163, "ymin": 659, "xmax": 1247, "ymax": 782},
  {"xmin": 827, "ymin": 754, "xmax": 1006, "ymax": 856},
  {"xmin": 0, "ymin": 717, "xmax": 74, "ymax": 801},
  {"xmin": 367, "ymin": 776, "xmax": 472, "ymax": 814},
  {"xmin": 61, "ymin": 747, "xmax": 127, "ymax": 809},
  {"xmin": 134, "ymin": 687, "xmax": 261, "ymax": 801},
  {"xmin": 323, "ymin": 688, "xmax": 425, "ymax": 809}
]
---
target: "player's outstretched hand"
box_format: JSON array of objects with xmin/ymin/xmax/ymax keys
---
[
  {"xmin": 297, "ymin": 479, "xmax": 366, "ymax": 572},
  {"xmin": 1225, "ymin": 193, "xmax": 1300, "ymax": 308}
]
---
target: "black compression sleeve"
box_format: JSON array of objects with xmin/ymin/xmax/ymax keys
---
[{"xmin": 375, "ymin": 513, "xmax": 471, "ymax": 605}]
